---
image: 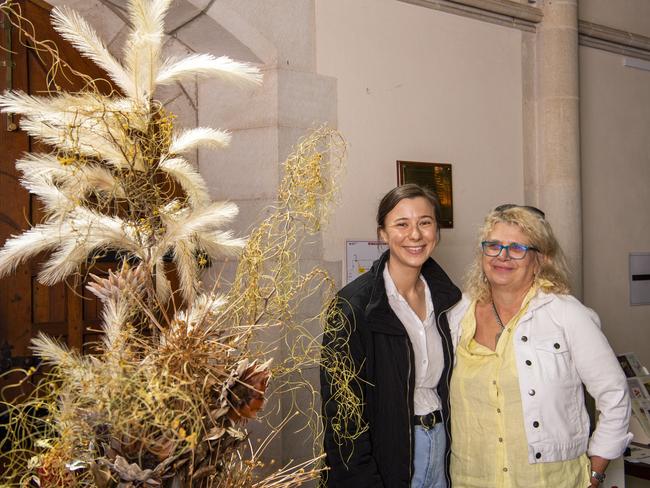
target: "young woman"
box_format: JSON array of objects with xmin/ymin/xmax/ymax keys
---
[{"xmin": 321, "ymin": 184, "xmax": 461, "ymax": 488}]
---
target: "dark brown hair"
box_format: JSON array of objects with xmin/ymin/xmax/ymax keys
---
[{"xmin": 376, "ymin": 184, "xmax": 441, "ymax": 240}]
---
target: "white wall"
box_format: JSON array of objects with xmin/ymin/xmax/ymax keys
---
[
  {"xmin": 580, "ymin": 46, "xmax": 650, "ymax": 367},
  {"xmin": 316, "ymin": 0, "xmax": 525, "ymax": 285}
]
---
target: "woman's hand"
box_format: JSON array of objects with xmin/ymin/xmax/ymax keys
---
[{"xmin": 588, "ymin": 455, "xmax": 609, "ymax": 487}]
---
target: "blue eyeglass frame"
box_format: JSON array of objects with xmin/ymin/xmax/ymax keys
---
[{"xmin": 481, "ymin": 240, "xmax": 539, "ymax": 260}]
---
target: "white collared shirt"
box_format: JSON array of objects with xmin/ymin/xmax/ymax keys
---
[{"xmin": 383, "ymin": 267, "xmax": 443, "ymax": 415}]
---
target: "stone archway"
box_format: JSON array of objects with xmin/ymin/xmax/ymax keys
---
[{"xmin": 184, "ymin": 0, "xmax": 277, "ymax": 65}]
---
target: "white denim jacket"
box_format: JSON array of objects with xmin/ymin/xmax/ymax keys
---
[{"xmin": 448, "ymin": 291, "xmax": 632, "ymax": 463}]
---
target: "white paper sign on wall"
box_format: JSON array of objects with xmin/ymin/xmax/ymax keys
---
[
  {"xmin": 630, "ymin": 252, "xmax": 650, "ymax": 305},
  {"xmin": 346, "ymin": 240, "xmax": 387, "ymax": 284}
]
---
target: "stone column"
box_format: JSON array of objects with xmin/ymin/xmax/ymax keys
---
[{"xmin": 530, "ymin": 0, "xmax": 582, "ymax": 297}]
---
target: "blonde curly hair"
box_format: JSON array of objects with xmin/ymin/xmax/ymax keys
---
[{"xmin": 464, "ymin": 205, "xmax": 571, "ymax": 302}]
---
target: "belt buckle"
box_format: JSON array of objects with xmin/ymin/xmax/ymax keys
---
[{"xmin": 420, "ymin": 413, "xmax": 435, "ymax": 430}]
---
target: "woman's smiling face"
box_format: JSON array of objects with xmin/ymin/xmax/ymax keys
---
[
  {"xmin": 379, "ymin": 196, "xmax": 437, "ymax": 273},
  {"xmin": 482, "ymin": 222, "xmax": 539, "ymax": 294}
]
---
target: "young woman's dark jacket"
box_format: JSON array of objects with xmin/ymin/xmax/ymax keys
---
[{"xmin": 320, "ymin": 251, "xmax": 461, "ymax": 487}]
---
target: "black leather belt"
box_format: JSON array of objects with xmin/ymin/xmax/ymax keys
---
[{"xmin": 413, "ymin": 410, "xmax": 442, "ymax": 429}]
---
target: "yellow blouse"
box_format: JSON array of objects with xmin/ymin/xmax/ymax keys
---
[{"xmin": 450, "ymin": 288, "xmax": 591, "ymax": 488}]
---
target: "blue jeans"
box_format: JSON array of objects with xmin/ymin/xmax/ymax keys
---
[{"xmin": 411, "ymin": 423, "xmax": 447, "ymax": 488}]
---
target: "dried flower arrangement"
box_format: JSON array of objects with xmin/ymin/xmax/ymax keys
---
[{"xmin": 0, "ymin": 0, "xmax": 345, "ymax": 486}]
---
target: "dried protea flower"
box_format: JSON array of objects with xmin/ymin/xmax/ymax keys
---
[
  {"xmin": 86, "ymin": 264, "xmax": 147, "ymax": 302},
  {"xmin": 33, "ymin": 450, "xmax": 78, "ymax": 488},
  {"xmin": 227, "ymin": 360, "xmax": 272, "ymax": 423}
]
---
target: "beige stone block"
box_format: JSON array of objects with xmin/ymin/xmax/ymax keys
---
[
  {"xmin": 538, "ymin": 97, "xmax": 580, "ymax": 181},
  {"xmin": 163, "ymin": 0, "xmax": 203, "ymax": 34},
  {"xmin": 156, "ymin": 51, "xmax": 199, "ymax": 153},
  {"xmin": 521, "ymin": 32, "xmax": 537, "ymax": 100},
  {"xmin": 280, "ymin": 366, "xmax": 321, "ymax": 464},
  {"xmin": 161, "ymin": 85, "xmax": 197, "ymax": 132},
  {"xmin": 200, "ymin": 126, "xmax": 280, "ymax": 200},
  {"xmin": 106, "ymin": 24, "xmax": 130, "ymax": 55},
  {"xmin": 161, "ymin": 35, "xmax": 195, "ymax": 64},
  {"xmin": 538, "ymin": 28, "xmax": 579, "ymax": 99},
  {"xmin": 50, "ymin": 0, "xmax": 125, "ymax": 47},
  {"xmin": 278, "ymin": 123, "xmax": 345, "ymax": 176},
  {"xmin": 200, "ymin": 258, "xmax": 238, "ymax": 293},
  {"xmin": 172, "ymin": 10, "xmax": 262, "ymax": 63},
  {"xmin": 291, "ymin": 259, "xmax": 339, "ymax": 321},
  {"xmin": 537, "ymin": 182, "xmax": 582, "ymax": 295},
  {"xmin": 281, "ymin": 126, "xmax": 343, "ymax": 220},
  {"xmin": 214, "ymin": 0, "xmax": 316, "ymax": 71},
  {"xmin": 279, "ymin": 125, "xmax": 314, "ymax": 162},
  {"xmin": 522, "ymin": 98, "xmax": 538, "ymax": 186},
  {"xmin": 281, "ymin": 326, "xmax": 322, "ymax": 379},
  {"xmin": 200, "ymin": 221, "xmax": 337, "ymax": 305},
  {"xmin": 542, "ymin": 1, "xmax": 578, "ymax": 29},
  {"xmin": 295, "ymin": 236, "xmax": 325, "ymax": 263},
  {"xmin": 523, "ymin": 182, "xmax": 540, "ymax": 209},
  {"xmin": 198, "ymin": 68, "xmax": 277, "ymax": 130},
  {"xmin": 277, "ymin": 69, "xmax": 338, "ymax": 128},
  {"xmin": 290, "ymin": 310, "xmax": 328, "ymax": 344},
  {"xmin": 325, "ymin": 258, "xmax": 342, "ymax": 289},
  {"xmin": 521, "ymin": 32, "xmax": 539, "ymax": 205},
  {"xmin": 246, "ymin": 387, "xmax": 285, "ymax": 476},
  {"xmin": 187, "ymin": 0, "xmax": 276, "ymax": 65},
  {"xmin": 220, "ymin": 200, "xmax": 328, "ymax": 260},
  {"xmin": 198, "ymin": 68, "xmax": 337, "ymax": 134},
  {"xmin": 226, "ymin": 197, "xmax": 276, "ymax": 236}
]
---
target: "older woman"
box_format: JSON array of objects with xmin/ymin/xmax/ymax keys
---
[
  {"xmin": 321, "ymin": 184, "xmax": 461, "ymax": 487},
  {"xmin": 449, "ymin": 204, "xmax": 632, "ymax": 488}
]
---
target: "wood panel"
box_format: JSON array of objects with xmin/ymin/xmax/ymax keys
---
[{"xmin": 0, "ymin": 0, "xmax": 118, "ymax": 371}]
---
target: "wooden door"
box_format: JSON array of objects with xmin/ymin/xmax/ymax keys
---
[{"xmin": 0, "ymin": 0, "xmax": 115, "ymax": 374}]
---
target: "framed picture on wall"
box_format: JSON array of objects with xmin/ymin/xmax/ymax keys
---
[{"xmin": 396, "ymin": 160, "xmax": 453, "ymax": 228}]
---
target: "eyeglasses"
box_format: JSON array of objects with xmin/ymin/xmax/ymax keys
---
[
  {"xmin": 481, "ymin": 240, "xmax": 539, "ymax": 260},
  {"xmin": 494, "ymin": 204, "xmax": 545, "ymax": 219}
]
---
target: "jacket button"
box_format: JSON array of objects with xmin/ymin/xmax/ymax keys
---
[
  {"xmin": 525, "ymin": 360, "xmax": 532, "ymax": 366},
  {"xmin": 528, "ymin": 389, "xmax": 536, "ymax": 396},
  {"xmin": 521, "ymin": 336, "xmax": 528, "ymax": 342},
  {"xmin": 554, "ymin": 342, "xmax": 560, "ymax": 349},
  {"xmin": 535, "ymin": 452, "xmax": 542, "ymax": 459},
  {"xmin": 533, "ymin": 421, "xmax": 539, "ymax": 428}
]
